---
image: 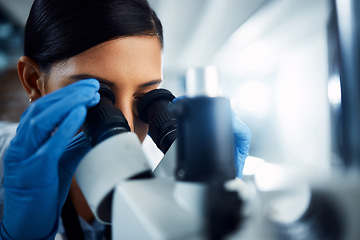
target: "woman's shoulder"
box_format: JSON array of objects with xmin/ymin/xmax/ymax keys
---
[
  {"xmin": 0, "ymin": 121, "xmax": 18, "ymax": 132},
  {"xmin": 0, "ymin": 121, "xmax": 18, "ymax": 157},
  {"xmin": 0, "ymin": 122, "xmax": 18, "ymax": 220}
]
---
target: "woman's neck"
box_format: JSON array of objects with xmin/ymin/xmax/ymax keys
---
[{"xmin": 69, "ymin": 177, "xmax": 95, "ymax": 223}]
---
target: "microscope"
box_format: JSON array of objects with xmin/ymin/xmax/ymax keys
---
[{"xmin": 75, "ymin": 66, "xmax": 243, "ymax": 239}]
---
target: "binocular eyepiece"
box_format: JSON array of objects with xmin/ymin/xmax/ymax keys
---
[
  {"xmin": 83, "ymin": 83, "xmax": 177, "ymax": 154},
  {"xmin": 137, "ymin": 89, "xmax": 177, "ymax": 153},
  {"xmin": 83, "ymin": 83, "xmax": 130, "ymax": 146}
]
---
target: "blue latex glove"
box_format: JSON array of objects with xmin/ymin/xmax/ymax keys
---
[
  {"xmin": 0, "ymin": 79, "xmax": 100, "ymax": 240},
  {"xmin": 58, "ymin": 131, "xmax": 92, "ymax": 208},
  {"xmin": 233, "ymin": 117, "xmax": 251, "ymax": 178}
]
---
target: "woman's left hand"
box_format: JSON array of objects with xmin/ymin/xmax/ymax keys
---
[{"xmin": 233, "ymin": 117, "xmax": 251, "ymax": 178}]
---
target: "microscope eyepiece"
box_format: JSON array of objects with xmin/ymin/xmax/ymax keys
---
[
  {"xmin": 98, "ymin": 83, "xmax": 115, "ymax": 105},
  {"xmin": 137, "ymin": 89, "xmax": 177, "ymax": 153},
  {"xmin": 83, "ymin": 83, "xmax": 130, "ymax": 146}
]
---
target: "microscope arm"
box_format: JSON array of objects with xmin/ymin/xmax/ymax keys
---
[{"xmin": 75, "ymin": 132, "xmax": 151, "ymax": 224}]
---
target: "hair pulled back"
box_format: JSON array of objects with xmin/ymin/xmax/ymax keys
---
[{"xmin": 25, "ymin": 0, "xmax": 163, "ymax": 71}]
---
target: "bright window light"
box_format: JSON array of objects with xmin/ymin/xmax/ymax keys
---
[
  {"xmin": 328, "ymin": 75, "xmax": 342, "ymax": 106},
  {"xmin": 234, "ymin": 80, "xmax": 270, "ymax": 116}
]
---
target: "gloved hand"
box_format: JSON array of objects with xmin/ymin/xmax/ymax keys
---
[
  {"xmin": 0, "ymin": 79, "xmax": 100, "ymax": 240},
  {"xmin": 58, "ymin": 131, "xmax": 92, "ymax": 208},
  {"xmin": 233, "ymin": 116, "xmax": 251, "ymax": 178}
]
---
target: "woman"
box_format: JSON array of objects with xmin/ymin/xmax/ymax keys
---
[{"xmin": 0, "ymin": 0, "xmax": 251, "ymax": 239}]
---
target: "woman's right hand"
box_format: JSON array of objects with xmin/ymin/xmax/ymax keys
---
[{"xmin": 0, "ymin": 79, "xmax": 99, "ymax": 240}]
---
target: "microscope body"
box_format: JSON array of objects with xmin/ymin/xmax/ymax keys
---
[{"xmin": 78, "ymin": 133, "xmax": 207, "ymax": 239}]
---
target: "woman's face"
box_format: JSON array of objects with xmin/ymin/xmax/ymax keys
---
[{"xmin": 39, "ymin": 35, "xmax": 162, "ymax": 142}]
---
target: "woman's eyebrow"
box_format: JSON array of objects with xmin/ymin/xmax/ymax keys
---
[
  {"xmin": 69, "ymin": 74, "xmax": 115, "ymax": 87},
  {"xmin": 69, "ymin": 74, "xmax": 162, "ymax": 88},
  {"xmin": 138, "ymin": 79, "xmax": 162, "ymax": 88}
]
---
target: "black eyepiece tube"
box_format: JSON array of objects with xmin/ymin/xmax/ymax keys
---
[
  {"xmin": 83, "ymin": 83, "xmax": 130, "ymax": 146},
  {"xmin": 174, "ymin": 97, "xmax": 236, "ymax": 183},
  {"xmin": 137, "ymin": 89, "xmax": 177, "ymax": 153}
]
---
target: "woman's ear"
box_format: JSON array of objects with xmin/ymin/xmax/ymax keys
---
[{"xmin": 17, "ymin": 56, "xmax": 45, "ymax": 101}]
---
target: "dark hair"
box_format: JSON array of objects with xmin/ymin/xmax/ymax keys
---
[{"xmin": 25, "ymin": 0, "xmax": 163, "ymax": 71}]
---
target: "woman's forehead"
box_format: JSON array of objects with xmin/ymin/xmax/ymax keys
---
[{"xmin": 44, "ymin": 35, "xmax": 162, "ymax": 91}]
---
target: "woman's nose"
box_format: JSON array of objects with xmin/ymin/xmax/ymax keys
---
[{"xmin": 115, "ymin": 101, "xmax": 134, "ymax": 132}]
